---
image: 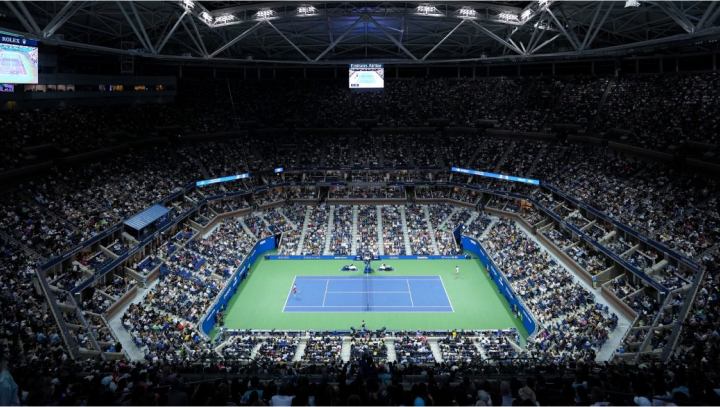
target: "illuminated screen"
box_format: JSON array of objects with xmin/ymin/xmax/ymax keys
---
[
  {"xmin": 349, "ymin": 63, "xmax": 384, "ymax": 89},
  {"xmin": 0, "ymin": 36, "xmax": 39, "ymax": 84},
  {"xmin": 0, "ymin": 84, "xmax": 14, "ymax": 92}
]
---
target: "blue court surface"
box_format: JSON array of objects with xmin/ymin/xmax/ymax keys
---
[
  {"xmin": 283, "ymin": 275, "xmax": 453, "ymax": 313},
  {"xmin": 357, "ymin": 72, "xmax": 378, "ymax": 84}
]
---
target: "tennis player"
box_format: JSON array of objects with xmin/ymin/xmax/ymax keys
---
[
  {"xmin": 292, "ymin": 284, "xmax": 299, "ymax": 297},
  {"xmin": 455, "ymin": 265, "xmax": 459, "ymax": 279}
]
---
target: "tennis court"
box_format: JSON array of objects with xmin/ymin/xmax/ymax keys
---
[
  {"xmin": 283, "ymin": 275, "xmax": 453, "ymax": 313},
  {"xmin": 357, "ymin": 72, "xmax": 379, "ymax": 84},
  {"xmin": 220, "ymin": 255, "xmax": 526, "ymax": 335}
]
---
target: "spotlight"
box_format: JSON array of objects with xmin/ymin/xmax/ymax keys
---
[
  {"xmin": 458, "ymin": 6, "xmax": 476, "ymax": 18},
  {"xmin": 297, "ymin": 5, "xmax": 316, "ymax": 16},
  {"xmin": 255, "ymin": 8, "xmax": 274, "ymax": 19},
  {"xmin": 498, "ymin": 12, "xmax": 518, "ymax": 22},
  {"xmin": 182, "ymin": 0, "xmax": 194, "ymax": 11},
  {"xmin": 214, "ymin": 13, "xmax": 235, "ymax": 24},
  {"xmin": 625, "ymin": 0, "xmax": 640, "ymax": 7}
]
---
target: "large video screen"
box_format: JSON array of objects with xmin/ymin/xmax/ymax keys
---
[
  {"xmin": 349, "ymin": 63, "xmax": 384, "ymax": 89},
  {"xmin": 0, "ymin": 36, "xmax": 39, "ymax": 84}
]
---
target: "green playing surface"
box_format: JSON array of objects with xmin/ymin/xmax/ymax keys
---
[{"xmin": 220, "ymin": 251, "xmax": 527, "ymax": 340}]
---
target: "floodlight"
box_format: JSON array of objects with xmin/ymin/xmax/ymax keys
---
[
  {"xmin": 199, "ymin": 11, "xmax": 213, "ymax": 24},
  {"xmin": 458, "ymin": 6, "xmax": 476, "ymax": 18},
  {"xmin": 625, "ymin": 0, "xmax": 640, "ymax": 7},
  {"xmin": 417, "ymin": 4, "xmax": 437, "ymax": 15},
  {"xmin": 256, "ymin": 9, "xmax": 274, "ymax": 19},
  {"xmin": 215, "ymin": 14, "xmax": 235, "ymax": 24},
  {"xmin": 521, "ymin": 9, "xmax": 534, "ymax": 21},
  {"xmin": 182, "ymin": 0, "xmax": 194, "ymax": 11},
  {"xmin": 537, "ymin": 0, "xmax": 550, "ymax": 9},
  {"xmin": 498, "ymin": 12, "xmax": 518, "ymax": 22},
  {"xmin": 297, "ymin": 6, "xmax": 316, "ymax": 16}
]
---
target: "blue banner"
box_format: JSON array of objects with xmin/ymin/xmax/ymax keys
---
[
  {"xmin": 196, "ymin": 173, "xmax": 250, "ymax": 187},
  {"xmin": 451, "ymin": 167, "xmax": 540, "ymax": 185},
  {"xmin": 201, "ymin": 236, "xmax": 275, "ymax": 335},
  {"xmin": 462, "ymin": 236, "xmax": 537, "ymax": 336},
  {"xmin": 0, "ymin": 36, "xmax": 37, "ymax": 47}
]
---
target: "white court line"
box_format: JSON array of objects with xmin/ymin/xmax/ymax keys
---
[
  {"xmin": 407, "ymin": 280, "xmax": 415, "ymax": 307},
  {"xmin": 321, "ymin": 279, "xmax": 329, "ymax": 307},
  {"xmin": 284, "ymin": 305, "xmax": 451, "ymax": 308},
  {"xmin": 282, "ymin": 275, "xmax": 298, "ymax": 313},
  {"xmin": 438, "ymin": 276, "xmax": 455, "ymax": 313},
  {"xmin": 326, "ymin": 291, "xmax": 411, "ymax": 294}
]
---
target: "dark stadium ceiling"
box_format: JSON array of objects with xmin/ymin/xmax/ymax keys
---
[{"xmin": 1, "ymin": 1, "xmax": 720, "ymax": 65}]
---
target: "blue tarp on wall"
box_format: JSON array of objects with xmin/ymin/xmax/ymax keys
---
[
  {"xmin": 461, "ymin": 236, "xmax": 537, "ymax": 336},
  {"xmin": 201, "ymin": 236, "xmax": 275, "ymax": 335}
]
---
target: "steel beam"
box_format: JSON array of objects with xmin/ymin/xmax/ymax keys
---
[
  {"xmin": 465, "ymin": 18, "xmax": 523, "ymax": 55},
  {"xmin": 366, "ymin": 15, "xmax": 417, "ymax": 61},
  {"xmin": 4, "ymin": 1, "xmax": 35, "ymax": 34},
  {"xmin": 180, "ymin": 16, "xmax": 206, "ymax": 56},
  {"xmin": 43, "ymin": 1, "xmax": 81, "ymax": 38},
  {"xmin": 529, "ymin": 34, "xmax": 560, "ymax": 54},
  {"xmin": 653, "ymin": 1, "xmax": 694, "ymax": 33},
  {"xmin": 129, "ymin": 1, "xmax": 156, "ymax": 53},
  {"xmin": 546, "ymin": 7, "xmax": 580, "ymax": 51},
  {"xmin": 583, "ymin": 2, "xmax": 614, "ymax": 51},
  {"xmin": 699, "ymin": 3, "xmax": 720, "ymax": 30},
  {"xmin": 580, "ymin": 2, "xmax": 603, "ymax": 50},
  {"xmin": 116, "ymin": 1, "xmax": 152, "ymax": 51},
  {"xmin": 421, "ymin": 19, "xmax": 466, "ymax": 61},
  {"xmin": 315, "ymin": 15, "xmax": 367, "ymax": 62},
  {"xmin": 267, "ymin": 20, "xmax": 311, "ymax": 61},
  {"xmin": 15, "ymin": 1, "xmax": 42, "ymax": 34},
  {"xmin": 188, "ymin": 15, "xmax": 209, "ymax": 56},
  {"xmin": 210, "ymin": 21, "xmax": 265, "ymax": 58},
  {"xmin": 696, "ymin": 1, "xmax": 718, "ymax": 30}
]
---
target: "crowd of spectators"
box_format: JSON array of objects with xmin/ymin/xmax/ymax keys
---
[
  {"xmin": 350, "ymin": 336, "xmax": 388, "ymax": 364},
  {"xmin": 394, "ymin": 334, "xmax": 435, "ymax": 364},
  {"xmin": 405, "ymin": 204, "xmax": 435, "ymax": 255},
  {"xmin": 302, "ymin": 336, "xmax": 343, "ymax": 365},
  {"xmin": 356, "ymin": 205, "xmax": 380, "ymax": 256},
  {"xmin": 381, "ymin": 205, "xmax": 407, "ymax": 255},
  {"xmin": 481, "ymin": 220, "xmax": 619, "ymax": 364},
  {"xmin": 329, "ymin": 205, "xmax": 353, "ymax": 255},
  {"xmin": 298, "ymin": 206, "xmax": 329, "ymax": 255}
]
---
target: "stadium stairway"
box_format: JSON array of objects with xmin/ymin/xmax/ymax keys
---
[
  {"xmin": 437, "ymin": 207, "xmax": 459, "ymax": 230},
  {"xmin": 422, "ymin": 206, "xmax": 441, "ymax": 255},
  {"xmin": 323, "ymin": 206, "xmax": 335, "ymax": 255},
  {"xmin": 341, "ymin": 337, "xmax": 352, "ymax": 362},
  {"xmin": 293, "ymin": 335, "xmax": 309, "ymax": 362},
  {"xmin": 428, "ymin": 339, "xmax": 444, "ymax": 363},
  {"xmin": 377, "ymin": 206, "xmax": 385, "ymax": 256},
  {"xmin": 493, "ymin": 141, "xmax": 517, "ymax": 173},
  {"xmin": 526, "ymin": 143, "xmax": 548, "ymax": 178},
  {"xmin": 239, "ymin": 218, "xmax": 255, "ymax": 239},
  {"xmin": 295, "ymin": 206, "xmax": 313, "ymax": 256},
  {"xmin": 399, "ymin": 206, "xmax": 413, "ymax": 255},
  {"xmin": 588, "ymin": 78, "xmax": 616, "ymax": 133},
  {"xmin": 351, "ymin": 205, "xmax": 359, "ymax": 256},
  {"xmin": 276, "ymin": 207, "xmax": 297, "ymax": 230},
  {"xmin": 384, "ymin": 338, "xmax": 397, "ymax": 362},
  {"xmin": 107, "ymin": 278, "xmax": 162, "ymax": 361}
]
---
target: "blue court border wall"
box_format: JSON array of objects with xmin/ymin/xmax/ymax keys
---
[
  {"xmin": 461, "ymin": 236, "xmax": 537, "ymax": 336},
  {"xmin": 200, "ymin": 236, "xmax": 275, "ymax": 335}
]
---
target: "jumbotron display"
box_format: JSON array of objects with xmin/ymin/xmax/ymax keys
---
[
  {"xmin": 0, "ymin": 36, "xmax": 39, "ymax": 84},
  {"xmin": 349, "ymin": 63, "xmax": 384, "ymax": 88}
]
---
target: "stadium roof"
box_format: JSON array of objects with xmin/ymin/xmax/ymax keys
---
[{"xmin": 1, "ymin": 1, "xmax": 719, "ymax": 65}]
